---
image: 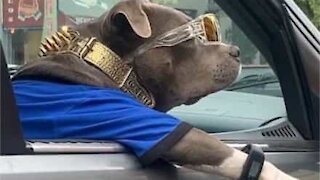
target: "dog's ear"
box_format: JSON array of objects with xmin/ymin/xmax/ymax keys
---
[{"xmin": 111, "ymin": 0, "xmax": 151, "ymax": 38}]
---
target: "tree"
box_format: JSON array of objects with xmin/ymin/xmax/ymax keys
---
[{"xmin": 295, "ymin": 0, "xmax": 320, "ymax": 29}]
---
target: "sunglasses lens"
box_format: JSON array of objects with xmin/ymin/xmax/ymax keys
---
[{"xmin": 203, "ymin": 15, "xmax": 220, "ymax": 42}]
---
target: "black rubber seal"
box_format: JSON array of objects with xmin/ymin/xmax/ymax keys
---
[{"xmin": 239, "ymin": 144, "xmax": 265, "ymax": 180}]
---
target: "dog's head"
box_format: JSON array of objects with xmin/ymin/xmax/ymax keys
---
[{"xmin": 81, "ymin": 0, "xmax": 241, "ymax": 111}]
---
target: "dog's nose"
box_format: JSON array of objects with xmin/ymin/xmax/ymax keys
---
[{"xmin": 229, "ymin": 46, "xmax": 240, "ymax": 57}]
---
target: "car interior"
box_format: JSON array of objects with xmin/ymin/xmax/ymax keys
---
[{"xmin": 1, "ymin": 1, "xmax": 319, "ymax": 179}]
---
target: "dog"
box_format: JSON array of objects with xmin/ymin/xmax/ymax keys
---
[{"xmin": 13, "ymin": 0, "xmax": 297, "ymax": 179}]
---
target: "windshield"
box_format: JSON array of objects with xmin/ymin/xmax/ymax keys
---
[{"xmin": 0, "ymin": 0, "xmax": 285, "ymax": 133}]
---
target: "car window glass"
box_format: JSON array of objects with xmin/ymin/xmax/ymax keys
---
[{"xmin": 0, "ymin": 0, "xmax": 286, "ymax": 133}]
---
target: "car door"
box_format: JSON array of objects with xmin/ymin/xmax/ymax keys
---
[{"xmin": 1, "ymin": 0, "xmax": 319, "ymax": 180}]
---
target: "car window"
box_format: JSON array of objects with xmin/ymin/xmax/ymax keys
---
[{"xmin": 0, "ymin": 0, "xmax": 286, "ymax": 133}]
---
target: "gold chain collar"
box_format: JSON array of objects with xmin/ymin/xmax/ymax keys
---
[{"xmin": 38, "ymin": 27, "xmax": 155, "ymax": 108}]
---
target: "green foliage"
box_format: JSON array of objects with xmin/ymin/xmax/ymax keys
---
[{"xmin": 295, "ymin": 0, "xmax": 320, "ymax": 29}]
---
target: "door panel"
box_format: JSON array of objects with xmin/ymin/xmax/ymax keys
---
[{"xmin": 1, "ymin": 151, "xmax": 318, "ymax": 180}]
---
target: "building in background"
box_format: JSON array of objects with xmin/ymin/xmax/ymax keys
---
[
  {"xmin": 0, "ymin": 0, "xmax": 115, "ymax": 64},
  {"xmin": 1, "ymin": 0, "xmax": 58, "ymax": 64}
]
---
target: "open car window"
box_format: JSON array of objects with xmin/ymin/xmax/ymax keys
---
[{"xmin": 1, "ymin": 0, "xmax": 286, "ymax": 133}]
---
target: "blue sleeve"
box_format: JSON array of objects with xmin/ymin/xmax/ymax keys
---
[
  {"xmin": 14, "ymin": 80, "xmax": 192, "ymax": 165},
  {"xmin": 51, "ymin": 91, "xmax": 192, "ymax": 165}
]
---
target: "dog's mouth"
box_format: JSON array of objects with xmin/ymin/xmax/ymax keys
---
[{"xmin": 184, "ymin": 94, "xmax": 206, "ymax": 105}]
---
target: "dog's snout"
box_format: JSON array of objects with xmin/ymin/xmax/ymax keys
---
[{"xmin": 229, "ymin": 46, "xmax": 240, "ymax": 57}]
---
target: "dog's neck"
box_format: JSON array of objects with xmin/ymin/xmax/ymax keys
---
[
  {"xmin": 76, "ymin": 21, "xmax": 182, "ymax": 112},
  {"xmin": 15, "ymin": 7, "xmax": 190, "ymax": 112}
]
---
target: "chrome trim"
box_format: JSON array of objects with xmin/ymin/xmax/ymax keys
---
[
  {"xmin": 227, "ymin": 143, "xmax": 269, "ymax": 150},
  {"xmin": 27, "ymin": 142, "xmax": 126, "ymax": 153},
  {"xmin": 27, "ymin": 141, "xmax": 269, "ymax": 153}
]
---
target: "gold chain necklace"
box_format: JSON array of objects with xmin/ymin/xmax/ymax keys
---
[{"xmin": 38, "ymin": 27, "xmax": 155, "ymax": 108}]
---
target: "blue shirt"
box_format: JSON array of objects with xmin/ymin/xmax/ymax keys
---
[{"xmin": 13, "ymin": 80, "xmax": 191, "ymax": 164}]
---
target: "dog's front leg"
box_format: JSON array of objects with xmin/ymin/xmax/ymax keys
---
[{"xmin": 164, "ymin": 128, "xmax": 298, "ymax": 180}]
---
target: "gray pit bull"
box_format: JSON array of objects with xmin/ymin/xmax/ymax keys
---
[{"xmin": 14, "ymin": 0, "xmax": 297, "ymax": 179}]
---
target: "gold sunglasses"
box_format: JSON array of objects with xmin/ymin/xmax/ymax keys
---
[{"xmin": 126, "ymin": 13, "xmax": 221, "ymax": 62}]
